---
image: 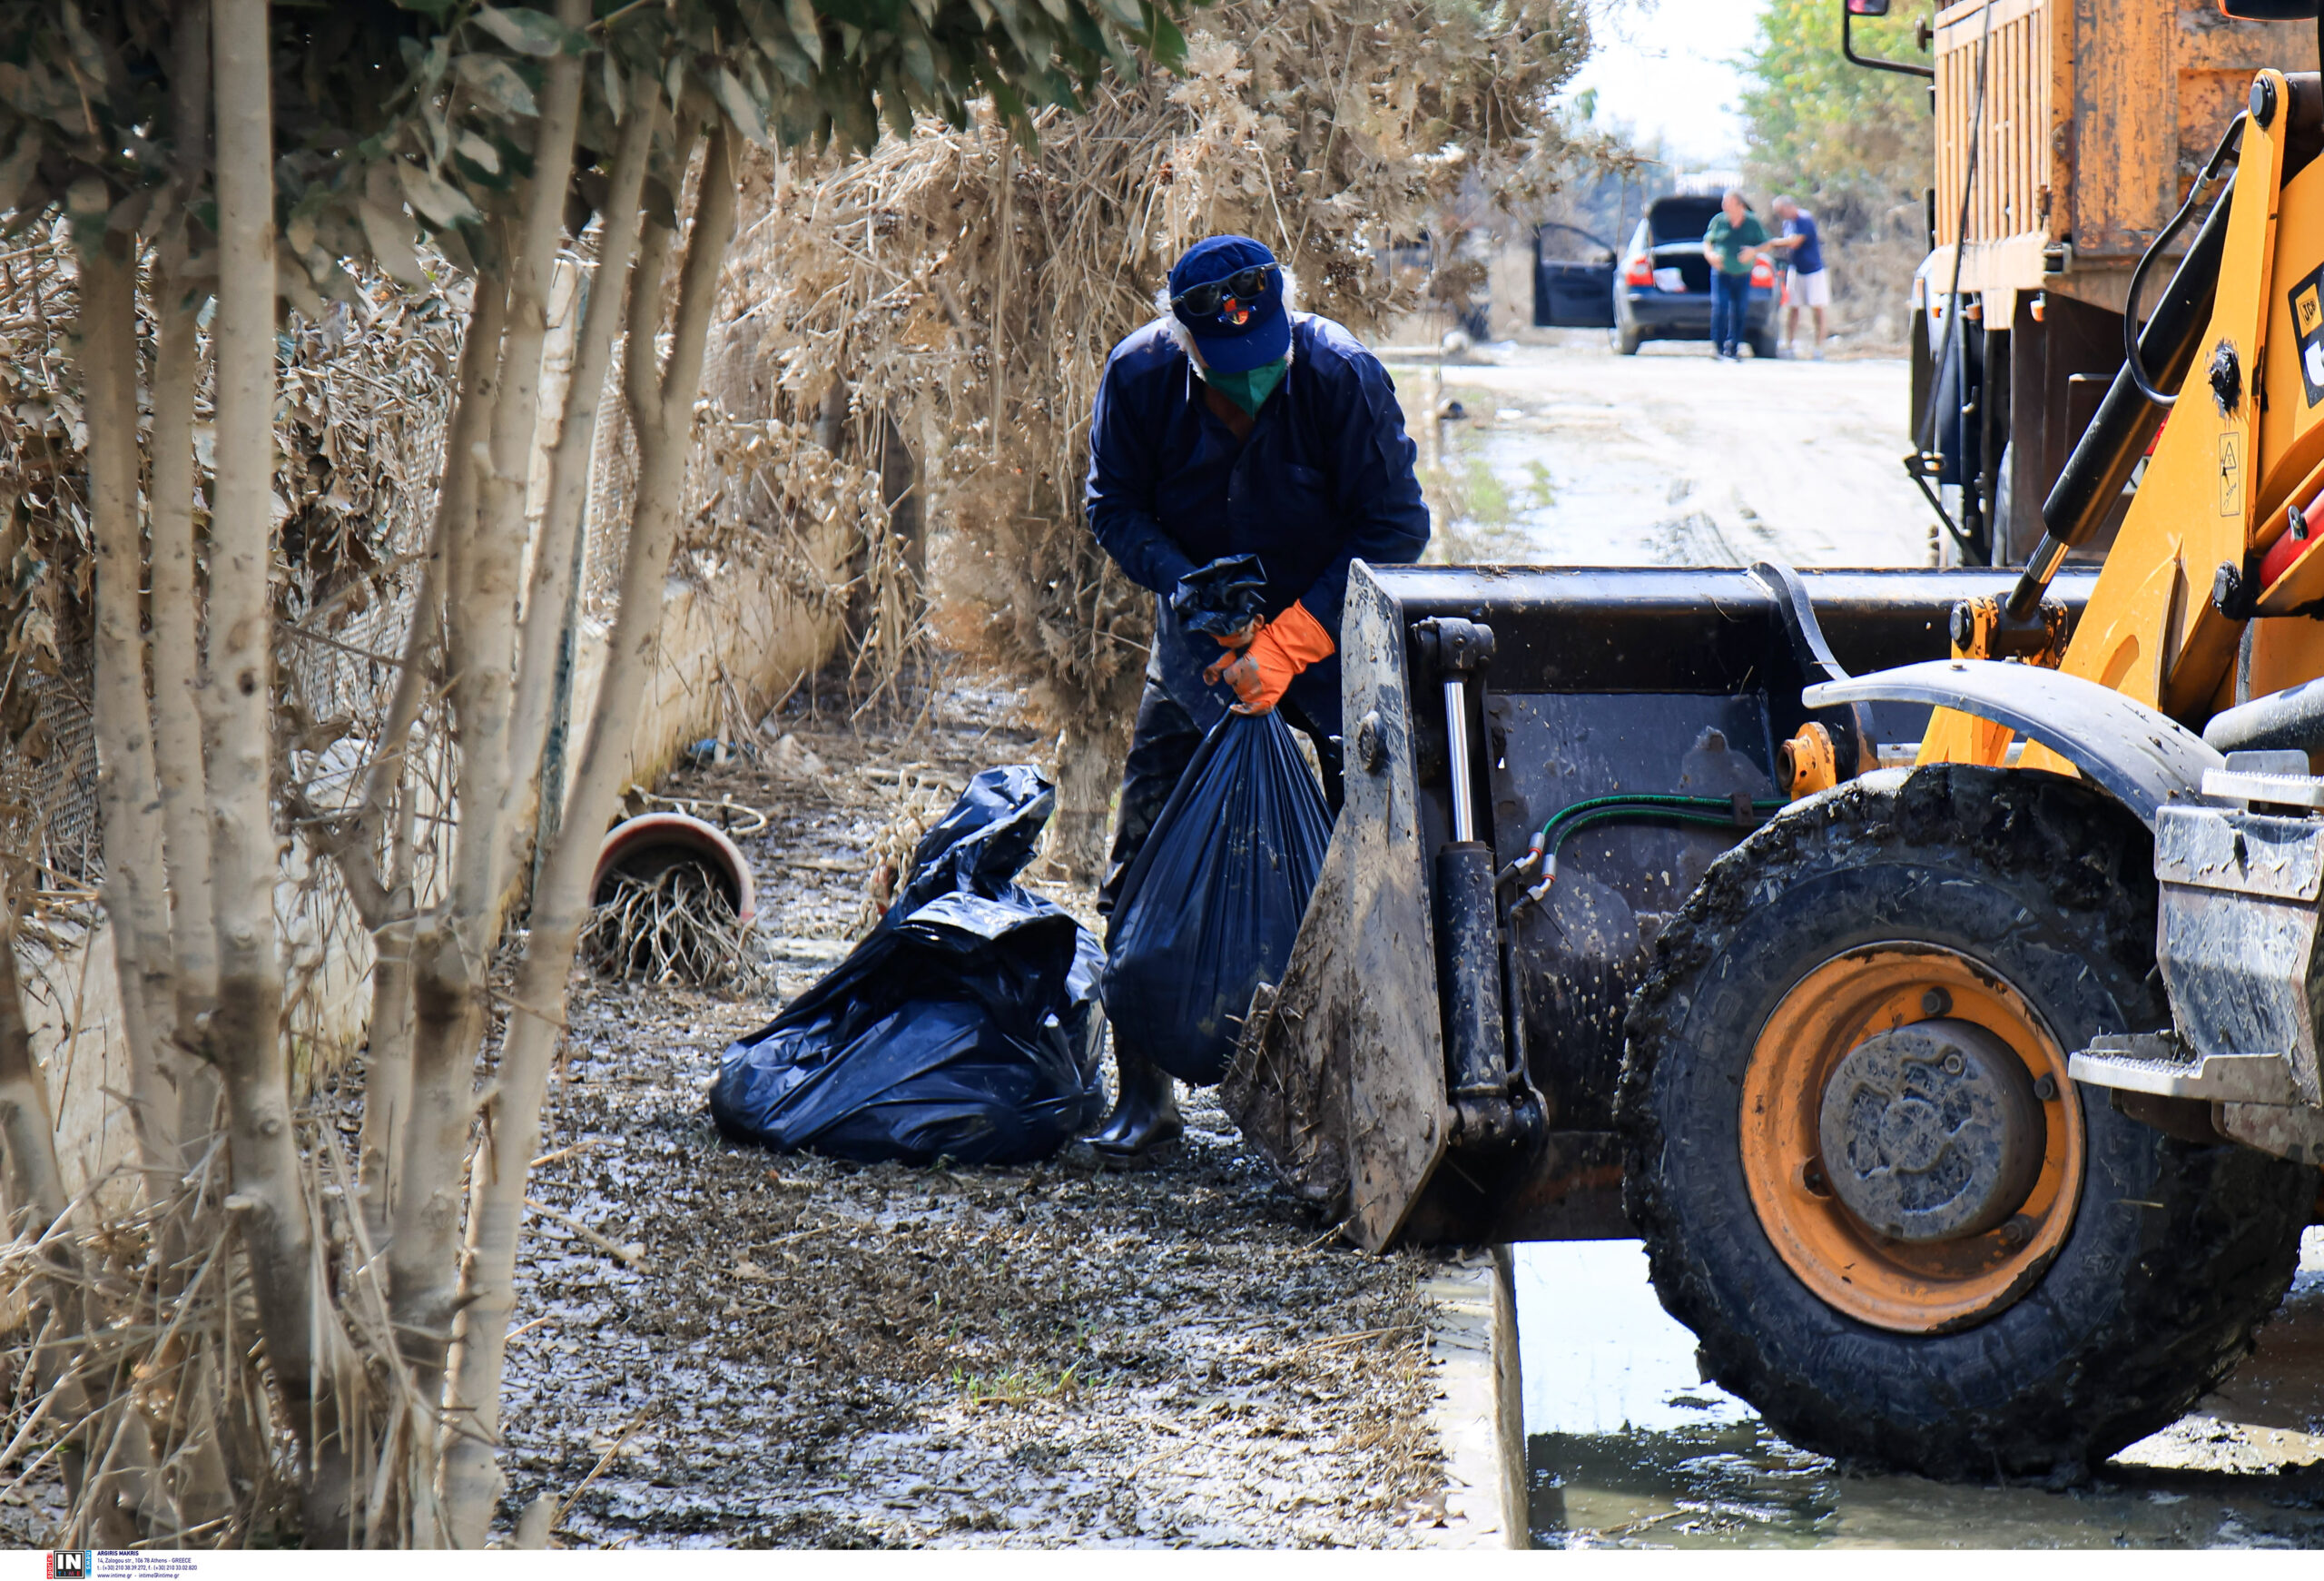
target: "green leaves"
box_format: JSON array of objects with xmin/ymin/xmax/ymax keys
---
[
  {"xmin": 0, "ymin": 0, "xmax": 1216, "ymax": 302},
  {"xmin": 397, "ymin": 161, "xmax": 482, "ymax": 228},
  {"xmin": 1739, "ymin": 0, "xmax": 1931, "ymax": 224},
  {"xmin": 471, "ymin": 6, "xmax": 591, "ymax": 57},
  {"xmin": 358, "ymin": 198, "xmax": 427, "ymax": 287},
  {"xmin": 785, "ymin": 0, "xmax": 828, "ymax": 69},
  {"xmin": 452, "ymin": 53, "xmax": 540, "ymax": 118},
  {"xmin": 715, "ymin": 67, "xmax": 771, "ymax": 146}
]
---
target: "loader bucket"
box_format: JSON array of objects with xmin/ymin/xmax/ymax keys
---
[{"xmin": 1221, "ymin": 560, "xmax": 2102, "ymax": 1252}]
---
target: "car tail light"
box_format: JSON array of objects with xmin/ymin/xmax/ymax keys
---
[
  {"xmin": 1624, "ymin": 253, "xmax": 1654, "ymax": 287},
  {"xmin": 1751, "ymin": 257, "xmax": 1775, "ymax": 288}
]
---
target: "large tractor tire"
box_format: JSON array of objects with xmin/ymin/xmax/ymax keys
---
[{"xmin": 1619, "ymin": 765, "xmax": 2314, "ymax": 1482}]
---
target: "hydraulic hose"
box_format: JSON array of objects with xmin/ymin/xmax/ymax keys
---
[
  {"xmin": 2003, "ymin": 162, "xmax": 2239, "ymax": 621},
  {"xmin": 2122, "ymin": 112, "xmax": 2247, "ymax": 407},
  {"xmin": 1502, "ymin": 794, "xmax": 1789, "ymax": 905}
]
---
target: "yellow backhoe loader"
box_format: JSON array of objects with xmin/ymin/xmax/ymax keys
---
[{"xmin": 1229, "ymin": 4, "xmax": 2324, "ymax": 1481}]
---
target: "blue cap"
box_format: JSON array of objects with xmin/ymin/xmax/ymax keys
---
[{"xmin": 1167, "ymin": 235, "xmax": 1290, "ymax": 373}]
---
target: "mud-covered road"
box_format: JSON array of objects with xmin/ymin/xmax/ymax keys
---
[
  {"xmin": 1392, "ymin": 338, "xmax": 1938, "ymax": 571},
  {"xmin": 1518, "ymin": 1236, "xmax": 2324, "ymax": 1548},
  {"xmin": 513, "ymin": 336, "xmax": 2321, "ymax": 1550},
  {"xmin": 495, "ymin": 684, "xmax": 1451, "ymax": 1548}
]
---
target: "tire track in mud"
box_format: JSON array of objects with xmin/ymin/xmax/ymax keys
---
[{"xmin": 1650, "ymin": 509, "xmax": 1742, "ymax": 568}]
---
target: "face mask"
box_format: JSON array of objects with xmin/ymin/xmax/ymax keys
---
[{"xmin": 1200, "ymin": 356, "xmax": 1288, "ymax": 417}]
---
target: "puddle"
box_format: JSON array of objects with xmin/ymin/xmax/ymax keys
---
[{"xmin": 1515, "ymin": 1232, "xmax": 2324, "ymax": 1548}]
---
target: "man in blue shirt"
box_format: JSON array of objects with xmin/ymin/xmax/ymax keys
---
[
  {"xmin": 1771, "ymin": 196, "xmax": 1828, "ymax": 360},
  {"xmin": 1082, "ymin": 233, "xmax": 1431, "ymax": 1156}
]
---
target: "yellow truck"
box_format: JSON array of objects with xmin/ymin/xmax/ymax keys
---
[{"xmin": 1906, "ymin": 0, "xmax": 2319, "ymax": 563}]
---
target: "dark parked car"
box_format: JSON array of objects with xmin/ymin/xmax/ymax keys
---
[
  {"xmin": 1531, "ymin": 222, "xmax": 1616, "ymax": 330},
  {"xmin": 1534, "ymin": 196, "xmax": 1777, "ymax": 357}
]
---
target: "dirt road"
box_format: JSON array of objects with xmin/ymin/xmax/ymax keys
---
[{"xmin": 1391, "ymin": 339, "xmax": 1940, "ymax": 570}]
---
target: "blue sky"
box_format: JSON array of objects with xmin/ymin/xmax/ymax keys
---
[{"xmin": 1567, "ymin": 0, "xmax": 1770, "ymax": 170}]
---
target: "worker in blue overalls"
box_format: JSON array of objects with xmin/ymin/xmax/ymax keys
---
[{"xmin": 1082, "ymin": 234, "xmax": 1431, "ymax": 1158}]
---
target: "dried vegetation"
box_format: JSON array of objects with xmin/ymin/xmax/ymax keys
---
[{"xmin": 730, "ymin": 0, "xmax": 1590, "ymax": 872}]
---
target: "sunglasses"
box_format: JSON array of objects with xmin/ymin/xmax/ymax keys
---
[{"xmin": 1172, "ymin": 264, "xmax": 1276, "ymax": 319}]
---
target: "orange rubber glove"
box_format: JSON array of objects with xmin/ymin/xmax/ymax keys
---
[
  {"xmin": 1200, "ymin": 599, "xmax": 1335, "ymax": 715},
  {"xmin": 1207, "ymin": 617, "xmax": 1263, "ymax": 651}
]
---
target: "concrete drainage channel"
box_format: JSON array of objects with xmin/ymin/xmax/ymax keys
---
[{"xmin": 1416, "ymin": 1248, "xmax": 1528, "ymax": 1548}]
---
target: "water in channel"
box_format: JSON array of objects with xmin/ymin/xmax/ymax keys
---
[{"xmin": 1515, "ymin": 1233, "xmax": 2324, "ymax": 1548}]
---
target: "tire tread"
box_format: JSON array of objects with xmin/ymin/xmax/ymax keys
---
[{"xmin": 1618, "ymin": 766, "xmax": 2313, "ymax": 1481}]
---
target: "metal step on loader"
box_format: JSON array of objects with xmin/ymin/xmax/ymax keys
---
[{"xmin": 1226, "ymin": 45, "xmax": 2324, "ymax": 1484}]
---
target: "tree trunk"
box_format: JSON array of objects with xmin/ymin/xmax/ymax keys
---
[
  {"xmin": 501, "ymin": 69, "xmax": 655, "ymax": 845},
  {"xmin": 353, "ymin": 461, "xmax": 448, "ymax": 1270},
  {"xmin": 78, "ymin": 237, "xmax": 178, "ymax": 1183},
  {"xmin": 438, "ymin": 126, "xmax": 738, "ymax": 1547},
  {"xmin": 146, "ymin": 3, "xmax": 235, "ymax": 1534},
  {"xmin": 208, "ymin": 0, "xmax": 331, "ymax": 1537},
  {"xmin": 357, "ymin": 800, "xmax": 419, "ymax": 1252},
  {"xmin": 386, "ymin": 284, "xmax": 502, "ymax": 1421},
  {"xmin": 154, "ymin": 0, "xmax": 217, "ymax": 1040},
  {"xmin": 1050, "ymin": 718, "xmax": 1118, "ymax": 884},
  {"xmin": 150, "ymin": 243, "xmax": 220, "ymax": 1154},
  {"xmin": 346, "ymin": 354, "xmax": 446, "ymax": 1267},
  {"xmin": 461, "ymin": 1, "xmax": 590, "ymax": 920},
  {"xmin": 83, "ymin": 228, "xmax": 219, "ymax": 1552},
  {"xmin": 394, "ymin": 8, "xmax": 587, "ymax": 1428}
]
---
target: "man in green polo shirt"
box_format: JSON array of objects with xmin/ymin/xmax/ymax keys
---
[{"xmin": 1701, "ymin": 188, "xmax": 1769, "ymax": 361}]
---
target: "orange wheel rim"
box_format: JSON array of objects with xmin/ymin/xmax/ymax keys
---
[{"xmin": 1740, "ymin": 944, "xmax": 2084, "ymax": 1334}]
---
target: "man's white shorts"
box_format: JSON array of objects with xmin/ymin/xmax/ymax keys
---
[{"xmin": 1786, "ymin": 268, "xmax": 1831, "ymax": 309}]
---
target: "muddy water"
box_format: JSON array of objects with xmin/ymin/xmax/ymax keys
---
[{"xmin": 1513, "ymin": 1233, "xmax": 2324, "ymax": 1547}]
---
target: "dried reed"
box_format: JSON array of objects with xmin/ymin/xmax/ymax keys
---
[{"xmin": 724, "ymin": 0, "xmax": 1590, "ymax": 875}]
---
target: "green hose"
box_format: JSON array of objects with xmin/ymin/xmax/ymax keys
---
[{"xmin": 1504, "ymin": 793, "xmax": 1789, "ymax": 905}]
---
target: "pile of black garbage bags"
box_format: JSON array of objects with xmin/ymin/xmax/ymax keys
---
[{"xmin": 711, "ymin": 715, "xmax": 1329, "ymax": 1166}]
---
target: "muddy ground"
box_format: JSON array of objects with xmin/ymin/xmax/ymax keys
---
[
  {"xmin": 496, "ymin": 677, "xmax": 1451, "ymax": 1548},
  {"xmin": 1402, "ymin": 340, "xmax": 1937, "ymax": 571}
]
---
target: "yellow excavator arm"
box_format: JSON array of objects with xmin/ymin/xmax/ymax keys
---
[{"xmin": 1925, "ymin": 68, "xmax": 2324, "ymax": 768}]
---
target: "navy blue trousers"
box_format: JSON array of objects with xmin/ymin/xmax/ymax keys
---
[{"xmin": 1710, "ymin": 271, "xmax": 1749, "ymax": 356}]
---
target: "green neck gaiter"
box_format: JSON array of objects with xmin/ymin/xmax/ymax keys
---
[{"xmin": 1201, "ymin": 356, "xmax": 1289, "ymax": 417}]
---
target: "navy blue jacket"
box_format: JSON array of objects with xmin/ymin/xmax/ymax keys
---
[{"xmin": 1086, "ymin": 312, "xmax": 1431, "ymax": 736}]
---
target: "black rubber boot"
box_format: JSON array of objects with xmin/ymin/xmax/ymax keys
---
[{"xmin": 1088, "ymin": 1045, "xmax": 1182, "ymax": 1160}]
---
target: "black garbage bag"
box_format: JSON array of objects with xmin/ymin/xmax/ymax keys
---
[
  {"xmin": 1103, "ymin": 710, "xmax": 1333, "ymax": 1086},
  {"xmin": 1170, "ymin": 553, "xmax": 1270, "ymax": 638},
  {"xmin": 708, "ymin": 766, "xmax": 1106, "ymax": 1165}
]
